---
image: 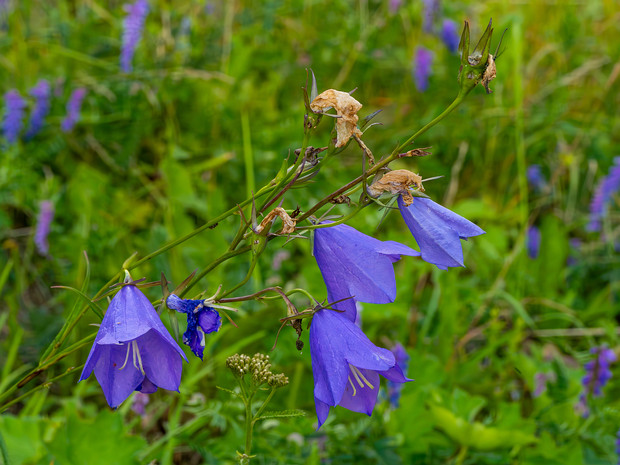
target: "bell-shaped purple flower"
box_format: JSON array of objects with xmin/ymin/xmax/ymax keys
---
[
  {"xmin": 166, "ymin": 294, "xmax": 222, "ymax": 360},
  {"xmin": 310, "ymin": 309, "xmax": 411, "ymax": 429},
  {"xmin": 314, "ymin": 222, "xmax": 419, "ymax": 322},
  {"xmin": 398, "ymin": 196, "xmax": 485, "ymax": 270},
  {"xmin": 79, "ymin": 284, "xmax": 187, "ymax": 408}
]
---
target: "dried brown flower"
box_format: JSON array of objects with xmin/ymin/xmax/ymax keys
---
[
  {"xmin": 367, "ymin": 169, "xmax": 424, "ymax": 206},
  {"xmin": 310, "ymin": 89, "xmax": 363, "ymax": 148}
]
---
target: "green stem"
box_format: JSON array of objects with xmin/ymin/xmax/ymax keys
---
[
  {"xmin": 252, "ymin": 387, "xmax": 276, "ymax": 422},
  {"xmin": 0, "ymin": 365, "xmax": 83, "ymax": 414},
  {"xmin": 295, "ymin": 201, "xmax": 369, "ymax": 230}
]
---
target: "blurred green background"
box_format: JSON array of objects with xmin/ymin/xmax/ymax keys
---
[{"xmin": 1, "ymin": 0, "xmax": 619, "ymax": 463}]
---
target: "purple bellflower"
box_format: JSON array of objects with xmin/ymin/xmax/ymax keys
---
[
  {"xmin": 25, "ymin": 80, "xmax": 51, "ymax": 139},
  {"xmin": 80, "ymin": 284, "xmax": 188, "ymax": 408},
  {"xmin": 587, "ymin": 157, "xmax": 620, "ymax": 232},
  {"xmin": 121, "ymin": 0, "xmax": 149, "ymax": 73},
  {"xmin": 413, "ymin": 46, "xmax": 433, "ymax": 92},
  {"xmin": 313, "ymin": 222, "xmax": 419, "ymax": 322},
  {"xmin": 398, "ymin": 196, "xmax": 485, "ymax": 270},
  {"xmin": 440, "ymin": 19, "xmax": 459, "ymax": 53},
  {"xmin": 166, "ymin": 294, "xmax": 222, "ymax": 360},
  {"xmin": 34, "ymin": 200, "xmax": 54, "ymax": 257},
  {"xmin": 61, "ymin": 88, "xmax": 87, "ymax": 132},
  {"xmin": 527, "ymin": 225, "xmax": 541, "ymax": 259},
  {"xmin": 387, "ymin": 342, "xmax": 410, "ymax": 407},
  {"xmin": 2, "ymin": 89, "xmax": 26, "ymax": 144},
  {"xmin": 310, "ymin": 309, "xmax": 411, "ymax": 429}
]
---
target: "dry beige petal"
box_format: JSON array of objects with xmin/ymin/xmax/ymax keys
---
[
  {"xmin": 310, "ymin": 89, "xmax": 363, "ymax": 148},
  {"xmin": 482, "ymin": 54, "xmax": 497, "ymax": 94},
  {"xmin": 367, "ymin": 169, "xmax": 424, "ymax": 206},
  {"xmin": 255, "ymin": 207, "xmax": 296, "ymax": 235}
]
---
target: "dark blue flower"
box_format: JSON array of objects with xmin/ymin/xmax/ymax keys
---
[
  {"xmin": 576, "ymin": 346, "xmax": 616, "ymax": 418},
  {"xmin": 527, "ymin": 225, "xmax": 540, "ymax": 259},
  {"xmin": 587, "ymin": 157, "xmax": 620, "ymax": 232},
  {"xmin": 25, "ymin": 79, "xmax": 51, "ymax": 140},
  {"xmin": 80, "ymin": 284, "xmax": 188, "ymax": 408},
  {"xmin": 34, "ymin": 200, "xmax": 54, "ymax": 257},
  {"xmin": 313, "ymin": 222, "xmax": 419, "ymax": 322},
  {"xmin": 440, "ymin": 19, "xmax": 459, "ymax": 53},
  {"xmin": 387, "ymin": 342, "xmax": 409, "ymax": 408},
  {"xmin": 2, "ymin": 89, "xmax": 26, "ymax": 144},
  {"xmin": 412, "ymin": 47, "xmax": 433, "ymax": 92},
  {"xmin": 310, "ymin": 309, "xmax": 411, "ymax": 429},
  {"xmin": 166, "ymin": 294, "xmax": 222, "ymax": 360},
  {"xmin": 398, "ymin": 196, "xmax": 485, "ymax": 270},
  {"xmin": 121, "ymin": 0, "xmax": 149, "ymax": 73},
  {"xmin": 61, "ymin": 88, "xmax": 87, "ymax": 132}
]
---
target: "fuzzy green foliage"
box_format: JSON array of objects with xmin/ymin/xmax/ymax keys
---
[{"xmin": 1, "ymin": 0, "xmax": 620, "ymax": 464}]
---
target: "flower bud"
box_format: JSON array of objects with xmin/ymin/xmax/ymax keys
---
[{"xmin": 457, "ymin": 19, "xmax": 497, "ymax": 95}]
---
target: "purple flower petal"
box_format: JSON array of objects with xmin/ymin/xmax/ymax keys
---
[
  {"xmin": 398, "ymin": 196, "xmax": 485, "ymax": 270},
  {"xmin": 92, "ymin": 344, "xmax": 145, "ymax": 408},
  {"xmin": 314, "ymin": 222, "xmax": 419, "ymax": 321},
  {"xmin": 309, "ymin": 309, "xmax": 411, "ymax": 428}
]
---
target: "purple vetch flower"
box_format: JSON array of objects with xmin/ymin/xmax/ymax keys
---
[
  {"xmin": 575, "ymin": 346, "xmax": 616, "ymax": 417},
  {"xmin": 388, "ymin": 0, "xmax": 402, "ymax": 14},
  {"xmin": 527, "ymin": 225, "xmax": 541, "ymax": 259},
  {"xmin": 313, "ymin": 222, "xmax": 419, "ymax": 322},
  {"xmin": 527, "ymin": 164, "xmax": 546, "ymax": 192},
  {"xmin": 398, "ymin": 196, "xmax": 485, "ymax": 270},
  {"xmin": 131, "ymin": 391, "xmax": 150, "ymax": 415},
  {"xmin": 421, "ymin": 0, "xmax": 439, "ymax": 32},
  {"xmin": 61, "ymin": 88, "xmax": 87, "ymax": 132},
  {"xmin": 440, "ymin": 19, "xmax": 459, "ymax": 53},
  {"xmin": 34, "ymin": 200, "xmax": 54, "ymax": 257},
  {"xmin": 166, "ymin": 294, "xmax": 222, "ymax": 360},
  {"xmin": 79, "ymin": 284, "xmax": 188, "ymax": 408},
  {"xmin": 25, "ymin": 80, "xmax": 51, "ymax": 139},
  {"xmin": 310, "ymin": 309, "xmax": 411, "ymax": 429},
  {"xmin": 387, "ymin": 342, "xmax": 410, "ymax": 407},
  {"xmin": 412, "ymin": 47, "xmax": 433, "ymax": 92},
  {"xmin": 2, "ymin": 89, "xmax": 26, "ymax": 144},
  {"xmin": 582, "ymin": 346, "xmax": 615, "ymax": 396},
  {"xmin": 587, "ymin": 157, "xmax": 620, "ymax": 232},
  {"xmin": 121, "ymin": 0, "xmax": 150, "ymax": 73}
]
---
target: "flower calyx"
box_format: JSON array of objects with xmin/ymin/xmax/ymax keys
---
[{"xmin": 457, "ymin": 19, "xmax": 499, "ymax": 95}]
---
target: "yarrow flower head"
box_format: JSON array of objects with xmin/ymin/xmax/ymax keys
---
[
  {"xmin": 61, "ymin": 88, "xmax": 87, "ymax": 132},
  {"xmin": 25, "ymin": 80, "xmax": 51, "ymax": 140},
  {"xmin": 79, "ymin": 284, "xmax": 187, "ymax": 408},
  {"xmin": 387, "ymin": 342, "xmax": 410, "ymax": 408},
  {"xmin": 310, "ymin": 309, "xmax": 411, "ymax": 429},
  {"xmin": 2, "ymin": 89, "xmax": 26, "ymax": 144},
  {"xmin": 398, "ymin": 196, "xmax": 485, "ymax": 270},
  {"xmin": 121, "ymin": 0, "xmax": 150, "ymax": 73},
  {"xmin": 413, "ymin": 46, "xmax": 433, "ymax": 92},
  {"xmin": 527, "ymin": 225, "xmax": 540, "ymax": 259},
  {"xmin": 166, "ymin": 294, "xmax": 222, "ymax": 360},
  {"xmin": 587, "ymin": 157, "xmax": 620, "ymax": 232},
  {"xmin": 34, "ymin": 200, "xmax": 54, "ymax": 257},
  {"xmin": 313, "ymin": 222, "xmax": 419, "ymax": 321},
  {"xmin": 440, "ymin": 19, "xmax": 460, "ymax": 53}
]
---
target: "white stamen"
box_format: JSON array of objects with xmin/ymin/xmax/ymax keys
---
[
  {"xmin": 119, "ymin": 343, "xmax": 132, "ymax": 370},
  {"xmin": 348, "ymin": 376, "xmax": 357, "ymax": 396},
  {"xmin": 349, "ymin": 365, "xmax": 374, "ymax": 389}
]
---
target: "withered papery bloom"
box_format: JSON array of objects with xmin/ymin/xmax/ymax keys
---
[
  {"xmin": 80, "ymin": 284, "xmax": 187, "ymax": 408},
  {"xmin": 310, "ymin": 89, "xmax": 363, "ymax": 148},
  {"xmin": 367, "ymin": 169, "xmax": 424, "ymax": 206}
]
